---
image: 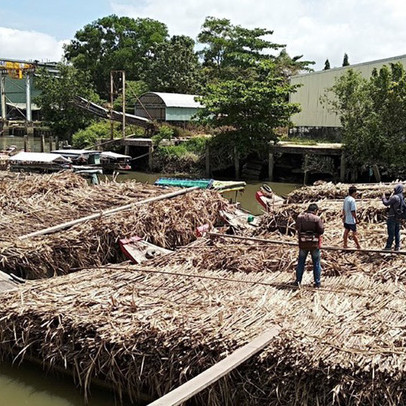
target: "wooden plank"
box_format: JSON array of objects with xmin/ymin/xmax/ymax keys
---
[{"xmin": 148, "ymin": 327, "xmax": 280, "ymax": 406}]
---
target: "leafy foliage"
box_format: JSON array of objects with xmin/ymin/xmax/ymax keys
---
[
  {"xmin": 152, "ymin": 125, "xmax": 174, "ymax": 146},
  {"xmin": 72, "ymin": 121, "xmax": 114, "ymax": 149},
  {"xmin": 34, "ymin": 63, "xmax": 99, "ymax": 140},
  {"xmin": 198, "ymin": 59, "xmax": 301, "ymax": 158},
  {"xmin": 197, "ymin": 17, "xmax": 283, "ymax": 82},
  {"xmin": 342, "ymin": 53, "xmax": 350, "ymax": 66},
  {"xmin": 326, "ymin": 63, "xmax": 406, "ymax": 171},
  {"xmin": 64, "ymin": 15, "xmax": 168, "ymax": 97},
  {"xmin": 146, "ymin": 35, "xmax": 201, "ymax": 93},
  {"xmin": 324, "ymin": 59, "xmax": 331, "ymax": 70}
]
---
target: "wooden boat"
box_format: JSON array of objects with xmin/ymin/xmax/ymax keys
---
[
  {"xmin": 100, "ymin": 151, "xmax": 131, "ymax": 173},
  {"xmin": 255, "ymin": 184, "xmax": 285, "ymax": 211},
  {"xmin": 119, "ymin": 236, "xmax": 172, "ymax": 264},
  {"xmin": 154, "ymin": 177, "xmax": 246, "ymax": 193}
]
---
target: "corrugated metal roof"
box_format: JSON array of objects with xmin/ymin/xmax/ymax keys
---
[
  {"xmin": 9, "ymin": 152, "xmax": 71, "ymax": 163},
  {"xmin": 100, "ymin": 151, "xmax": 131, "ymax": 159},
  {"xmin": 146, "ymin": 92, "xmax": 202, "ymax": 108}
]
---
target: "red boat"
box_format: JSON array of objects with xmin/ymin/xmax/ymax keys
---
[
  {"xmin": 119, "ymin": 236, "xmax": 172, "ymax": 264},
  {"xmin": 255, "ymin": 184, "xmax": 284, "ymax": 212}
]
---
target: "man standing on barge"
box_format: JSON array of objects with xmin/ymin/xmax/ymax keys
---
[
  {"xmin": 342, "ymin": 185, "xmax": 361, "ymax": 249},
  {"xmin": 382, "ymin": 184, "xmax": 404, "ymax": 251},
  {"xmin": 295, "ymin": 203, "xmax": 324, "ymax": 288}
]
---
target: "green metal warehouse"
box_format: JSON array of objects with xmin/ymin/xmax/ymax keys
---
[{"xmin": 134, "ymin": 92, "xmax": 201, "ymax": 123}]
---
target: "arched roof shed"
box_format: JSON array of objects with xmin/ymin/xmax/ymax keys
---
[{"xmin": 135, "ymin": 92, "xmax": 201, "ymax": 122}]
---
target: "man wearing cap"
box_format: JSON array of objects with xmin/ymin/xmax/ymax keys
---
[
  {"xmin": 295, "ymin": 203, "xmax": 324, "ymax": 288},
  {"xmin": 382, "ymin": 184, "xmax": 404, "ymax": 251}
]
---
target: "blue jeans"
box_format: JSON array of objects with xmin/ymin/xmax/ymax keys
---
[
  {"xmin": 385, "ymin": 217, "xmax": 401, "ymax": 249},
  {"xmin": 296, "ymin": 248, "xmax": 321, "ymax": 285}
]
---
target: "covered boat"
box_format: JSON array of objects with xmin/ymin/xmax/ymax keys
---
[
  {"xmin": 100, "ymin": 151, "xmax": 131, "ymax": 173},
  {"xmin": 9, "ymin": 152, "xmax": 71, "ymax": 173}
]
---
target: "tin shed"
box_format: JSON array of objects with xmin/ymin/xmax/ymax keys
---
[{"xmin": 134, "ymin": 92, "xmax": 201, "ymax": 123}]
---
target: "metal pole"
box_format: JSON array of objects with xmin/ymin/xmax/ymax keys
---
[
  {"xmin": 0, "ymin": 73, "xmax": 6, "ymax": 120},
  {"xmin": 122, "ymin": 70, "xmax": 126, "ymax": 139},
  {"xmin": 25, "ymin": 72, "xmax": 32, "ymax": 122},
  {"xmin": 110, "ymin": 71, "xmax": 114, "ymax": 140}
]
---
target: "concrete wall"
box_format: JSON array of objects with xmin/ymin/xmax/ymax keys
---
[{"xmin": 290, "ymin": 54, "xmax": 406, "ymax": 128}]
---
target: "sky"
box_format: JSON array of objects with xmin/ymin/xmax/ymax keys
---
[{"xmin": 0, "ymin": 0, "xmax": 406, "ymax": 71}]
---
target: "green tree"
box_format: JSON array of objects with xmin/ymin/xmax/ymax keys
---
[
  {"xmin": 327, "ymin": 63, "xmax": 406, "ymax": 175},
  {"xmin": 197, "ymin": 17, "xmax": 284, "ymax": 82},
  {"xmin": 34, "ymin": 63, "xmax": 99, "ymax": 140},
  {"xmin": 342, "ymin": 53, "xmax": 350, "ymax": 66},
  {"xmin": 274, "ymin": 48, "xmax": 315, "ymax": 79},
  {"xmin": 198, "ymin": 59, "xmax": 301, "ymax": 157},
  {"xmin": 324, "ymin": 59, "xmax": 331, "ymax": 70},
  {"xmin": 64, "ymin": 15, "xmax": 168, "ymax": 97},
  {"xmin": 146, "ymin": 35, "xmax": 201, "ymax": 93}
]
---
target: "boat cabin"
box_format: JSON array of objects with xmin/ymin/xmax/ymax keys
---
[
  {"xmin": 51, "ymin": 149, "xmax": 101, "ymax": 165},
  {"xmin": 100, "ymin": 151, "xmax": 131, "ymax": 173}
]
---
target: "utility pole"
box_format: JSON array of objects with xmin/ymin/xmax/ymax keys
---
[{"xmin": 109, "ymin": 70, "xmax": 126, "ymax": 140}]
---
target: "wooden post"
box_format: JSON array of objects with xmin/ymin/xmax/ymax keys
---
[
  {"xmin": 48, "ymin": 136, "xmax": 53, "ymax": 152},
  {"xmin": 124, "ymin": 144, "xmax": 129, "ymax": 156},
  {"xmin": 340, "ymin": 151, "xmax": 346, "ymax": 182},
  {"xmin": 40, "ymin": 134, "xmax": 45, "ymax": 152},
  {"xmin": 303, "ymin": 154, "xmax": 309, "ymax": 185},
  {"xmin": 148, "ymin": 328, "xmax": 280, "ymax": 406},
  {"xmin": 148, "ymin": 144, "xmax": 154, "ymax": 171},
  {"xmin": 205, "ymin": 143, "xmax": 211, "ymax": 177},
  {"xmin": 23, "ymin": 134, "xmax": 28, "ymax": 152},
  {"xmin": 268, "ymin": 151, "xmax": 274, "ymax": 181},
  {"xmin": 55, "ymin": 136, "xmax": 60, "ymax": 150},
  {"xmin": 234, "ymin": 146, "xmax": 240, "ymax": 180}
]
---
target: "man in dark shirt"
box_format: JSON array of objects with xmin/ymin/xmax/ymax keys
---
[
  {"xmin": 382, "ymin": 184, "xmax": 404, "ymax": 251},
  {"xmin": 295, "ymin": 203, "xmax": 325, "ymax": 287}
]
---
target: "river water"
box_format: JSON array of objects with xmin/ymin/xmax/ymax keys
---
[{"xmin": 0, "ymin": 135, "xmax": 299, "ymax": 405}]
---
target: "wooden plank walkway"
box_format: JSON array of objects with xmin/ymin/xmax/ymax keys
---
[{"xmin": 148, "ymin": 327, "xmax": 280, "ymax": 406}]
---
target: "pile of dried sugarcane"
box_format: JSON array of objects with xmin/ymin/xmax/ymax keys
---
[
  {"xmin": 0, "ymin": 235, "xmax": 405, "ymax": 405},
  {"xmin": 0, "ymin": 190, "xmax": 228, "ymax": 279},
  {"xmin": 258, "ymin": 198, "xmax": 391, "ymax": 236},
  {"xmin": 0, "ymin": 178, "xmax": 405, "ymax": 405},
  {"xmin": 0, "ymin": 171, "xmax": 229, "ymax": 279},
  {"xmin": 287, "ymin": 180, "xmax": 406, "ymax": 202}
]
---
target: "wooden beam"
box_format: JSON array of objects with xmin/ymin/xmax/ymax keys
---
[{"xmin": 148, "ymin": 327, "xmax": 280, "ymax": 406}]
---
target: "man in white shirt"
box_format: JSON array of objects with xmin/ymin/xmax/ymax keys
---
[{"xmin": 342, "ymin": 185, "xmax": 361, "ymax": 249}]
